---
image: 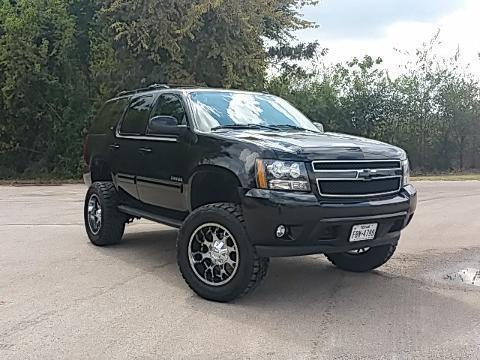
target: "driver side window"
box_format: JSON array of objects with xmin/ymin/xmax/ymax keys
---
[{"xmin": 150, "ymin": 94, "xmax": 187, "ymax": 127}]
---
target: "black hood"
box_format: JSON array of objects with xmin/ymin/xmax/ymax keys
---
[{"xmin": 210, "ymin": 130, "xmax": 406, "ymax": 161}]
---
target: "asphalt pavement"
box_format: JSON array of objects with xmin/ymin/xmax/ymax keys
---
[{"xmin": 1, "ymin": 182, "xmax": 479, "ymax": 359}]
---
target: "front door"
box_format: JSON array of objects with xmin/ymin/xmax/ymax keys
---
[
  {"xmin": 111, "ymin": 94, "xmax": 155, "ymax": 200},
  {"xmin": 136, "ymin": 93, "xmax": 191, "ymax": 211}
]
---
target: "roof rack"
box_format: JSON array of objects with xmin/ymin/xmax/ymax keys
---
[{"xmin": 116, "ymin": 84, "xmax": 170, "ymax": 97}]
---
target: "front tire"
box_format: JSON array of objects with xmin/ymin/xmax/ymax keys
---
[
  {"xmin": 325, "ymin": 244, "xmax": 397, "ymax": 272},
  {"xmin": 177, "ymin": 203, "xmax": 269, "ymax": 302},
  {"xmin": 84, "ymin": 182, "xmax": 126, "ymax": 246}
]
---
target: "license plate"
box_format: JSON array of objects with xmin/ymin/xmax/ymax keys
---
[{"xmin": 349, "ymin": 223, "xmax": 378, "ymax": 242}]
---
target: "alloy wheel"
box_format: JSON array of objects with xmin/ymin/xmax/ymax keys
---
[
  {"xmin": 188, "ymin": 223, "xmax": 239, "ymax": 286},
  {"xmin": 87, "ymin": 194, "xmax": 102, "ymax": 235}
]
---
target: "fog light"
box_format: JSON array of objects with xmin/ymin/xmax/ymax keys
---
[{"xmin": 276, "ymin": 225, "xmax": 286, "ymax": 238}]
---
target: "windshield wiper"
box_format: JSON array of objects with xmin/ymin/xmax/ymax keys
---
[
  {"xmin": 211, "ymin": 124, "xmax": 280, "ymax": 131},
  {"xmin": 268, "ymin": 124, "xmax": 319, "ymax": 132}
]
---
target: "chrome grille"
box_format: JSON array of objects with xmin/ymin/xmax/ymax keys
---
[{"xmin": 312, "ymin": 160, "xmax": 403, "ymax": 198}]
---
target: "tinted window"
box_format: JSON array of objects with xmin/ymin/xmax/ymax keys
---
[
  {"xmin": 120, "ymin": 95, "xmax": 154, "ymax": 135},
  {"xmin": 150, "ymin": 94, "xmax": 187, "ymax": 126},
  {"xmin": 90, "ymin": 98, "xmax": 129, "ymax": 134}
]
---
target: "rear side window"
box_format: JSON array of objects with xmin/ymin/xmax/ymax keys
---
[
  {"xmin": 119, "ymin": 95, "xmax": 155, "ymax": 135},
  {"xmin": 90, "ymin": 98, "xmax": 129, "ymax": 134}
]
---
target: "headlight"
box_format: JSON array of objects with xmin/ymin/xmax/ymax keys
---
[
  {"xmin": 256, "ymin": 159, "xmax": 310, "ymax": 191},
  {"xmin": 402, "ymin": 159, "xmax": 410, "ymax": 186}
]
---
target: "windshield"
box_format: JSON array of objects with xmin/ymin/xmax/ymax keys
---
[{"xmin": 188, "ymin": 91, "xmax": 319, "ymax": 133}]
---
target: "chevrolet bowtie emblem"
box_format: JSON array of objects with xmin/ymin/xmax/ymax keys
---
[{"xmin": 357, "ymin": 169, "xmax": 377, "ymax": 180}]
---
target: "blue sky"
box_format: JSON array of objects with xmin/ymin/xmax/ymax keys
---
[{"xmin": 296, "ymin": 0, "xmax": 479, "ymax": 75}]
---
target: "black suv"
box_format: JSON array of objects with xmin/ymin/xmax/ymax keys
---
[{"xmin": 83, "ymin": 85, "xmax": 417, "ymax": 302}]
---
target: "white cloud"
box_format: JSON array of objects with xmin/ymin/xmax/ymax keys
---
[
  {"xmin": 297, "ymin": 0, "xmax": 480, "ymax": 77},
  {"xmin": 300, "ymin": 0, "xmax": 462, "ymax": 39}
]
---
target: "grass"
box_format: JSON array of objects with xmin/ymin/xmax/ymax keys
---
[{"xmin": 412, "ymin": 173, "xmax": 480, "ymax": 181}]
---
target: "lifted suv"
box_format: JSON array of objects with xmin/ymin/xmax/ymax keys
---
[{"xmin": 84, "ymin": 85, "xmax": 417, "ymax": 302}]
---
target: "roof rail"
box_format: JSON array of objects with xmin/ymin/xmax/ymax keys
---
[
  {"xmin": 167, "ymin": 83, "xmax": 205, "ymax": 89},
  {"xmin": 148, "ymin": 84, "xmax": 170, "ymax": 90},
  {"xmin": 116, "ymin": 84, "xmax": 170, "ymax": 97}
]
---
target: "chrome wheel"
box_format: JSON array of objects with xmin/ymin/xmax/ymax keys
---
[
  {"xmin": 188, "ymin": 223, "xmax": 239, "ymax": 286},
  {"xmin": 87, "ymin": 194, "xmax": 102, "ymax": 235},
  {"xmin": 347, "ymin": 247, "xmax": 371, "ymax": 255}
]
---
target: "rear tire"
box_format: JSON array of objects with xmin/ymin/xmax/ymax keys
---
[
  {"xmin": 325, "ymin": 244, "xmax": 397, "ymax": 272},
  {"xmin": 177, "ymin": 203, "xmax": 269, "ymax": 302},
  {"xmin": 84, "ymin": 182, "xmax": 126, "ymax": 246}
]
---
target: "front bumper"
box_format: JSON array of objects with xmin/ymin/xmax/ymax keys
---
[{"xmin": 241, "ymin": 185, "xmax": 417, "ymax": 257}]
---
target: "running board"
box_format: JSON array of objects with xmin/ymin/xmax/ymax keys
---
[{"xmin": 118, "ymin": 205, "xmax": 183, "ymax": 228}]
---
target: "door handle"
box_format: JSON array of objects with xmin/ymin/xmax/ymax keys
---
[
  {"xmin": 139, "ymin": 147, "xmax": 152, "ymax": 154},
  {"xmin": 109, "ymin": 144, "xmax": 120, "ymax": 150}
]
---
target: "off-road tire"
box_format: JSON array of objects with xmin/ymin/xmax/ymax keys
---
[
  {"xmin": 325, "ymin": 244, "xmax": 397, "ymax": 272},
  {"xmin": 84, "ymin": 182, "xmax": 126, "ymax": 246},
  {"xmin": 177, "ymin": 203, "xmax": 269, "ymax": 302}
]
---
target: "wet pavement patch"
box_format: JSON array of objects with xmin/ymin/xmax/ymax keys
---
[{"xmin": 445, "ymin": 268, "xmax": 480, "ymax": 287}]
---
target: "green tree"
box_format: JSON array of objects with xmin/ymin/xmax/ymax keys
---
[
  {"xmin": 436, "ymin": 75, "xmax": 480, "ymax": 169},
  {"xmin": 0, "ymin": 0, "xmax": 90, "ymax": 177},
  {"xmin": 2, "ymin": 1, "xmax": 480, "ymax": 177},
  {"xmin": 0, "ymin": 0, "xmax": 318, "ymax": 178},
  {"xmin": 267, "ymin": 34, "xmax": 480, "ymax": 172},
  {"xmin": 99, "ymin": 0, "xmax": 318, "ymax": 90}
]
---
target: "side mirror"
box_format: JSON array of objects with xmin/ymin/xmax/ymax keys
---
[
  {"xmin": 314, "ymin": 123, "xmax": 324, "ymax": 132},
  {"xmin": 147, "ymin": 116, "xmax": 184, "ymax": 136}
]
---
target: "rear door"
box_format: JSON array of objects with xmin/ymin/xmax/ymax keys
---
[
  {"xmin": 86, "ymin": 97, "xmax": 129, "ymax": 175},
  {"xmin": 111, "ymin": 94, "xmax": 155, "ymax": 199},
  {"xmin": 136, "ymin": 93, "xmax": 191, "ymax": 210}
]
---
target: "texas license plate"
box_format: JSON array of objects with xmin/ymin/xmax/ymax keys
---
[{"xmin": 349, "ymin": 223, "xmax": 378, "ymax": 242}]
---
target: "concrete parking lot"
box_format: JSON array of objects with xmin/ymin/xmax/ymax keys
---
[{"xmin": 1, "ymin": 182, "xmax": 480, "ymax": 359}]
